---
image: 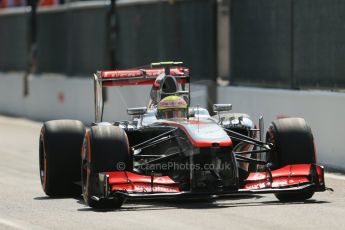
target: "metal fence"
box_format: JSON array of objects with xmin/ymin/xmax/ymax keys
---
[
  {"xmin": 2, "ymin": 0, "xmax": 345, "ymax": 89},
  {"xmin": 230, "ymin": 0, "xmax": 345, "ymax": 89},
  {"xmin": 0, "ymin": 0, "xmax": 217, "ymax": 82},
  {"xmin": 37, "ymin": 5, "xmax": 108, "ymax": 75},
  {"xmin": 116, "ymin": 0, "xmax": 217, "ymax": 80}
]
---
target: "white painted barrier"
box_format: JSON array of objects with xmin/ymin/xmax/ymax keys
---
[
  {"xmin": 0, "ymin": 73, "xmax": 208, "ymax": 124},
  {"xmin": 0, "ymin": 73, "xmax": 26, "ymax": 116},
  {"xmin": 218, "ymin": 86, "xmax": 345, "ymax": 171}
]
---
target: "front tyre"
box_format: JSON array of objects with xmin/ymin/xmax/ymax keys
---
[
  {"xmin": 81, "ymin": 125, "xmax": 130, "ymax": 209},
  {"xmin": 266, "ymin": 117, "xmax": 316, "ymax": 202}
]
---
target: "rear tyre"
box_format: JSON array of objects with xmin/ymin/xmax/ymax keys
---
[
  {"xmin": 39, "ymin": 120, "xmax": 86, "ymax": 197},
  {"xmin": 266, "ymin": 117, "xmax": 316, "ymax": 202},
  {"xmin": 81, "ymin": 125, "xmax": 130, "ymax": 209}
]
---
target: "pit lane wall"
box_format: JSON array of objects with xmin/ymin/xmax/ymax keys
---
[
  {"xmin": 0, "ymin": 74, "xmax": 344, "ymax": 171},
  {"xmin": 0, "ymin": 73, "xmax": 208, "ymax": 124},
  {"xmin": 218, "ymin": 86, "xmax": 345, "ymax": 172}
]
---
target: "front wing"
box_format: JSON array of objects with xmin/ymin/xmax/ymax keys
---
[{"xmin": 91, "ymin": 164, "xmax": 325, "ymax": 201}]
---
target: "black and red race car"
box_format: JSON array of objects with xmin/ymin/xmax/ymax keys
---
[{"xmin": 39, "ymin": 62, "xmax": 326, "ymax": 208}]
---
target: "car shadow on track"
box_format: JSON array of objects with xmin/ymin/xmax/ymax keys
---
[
  {"xmin": 75, "ymin": 194, "xmax": 330, "ymax": 212},
  {"xmin": 34, "ymin": 196, "xmax": 80, "ymax": 200}
]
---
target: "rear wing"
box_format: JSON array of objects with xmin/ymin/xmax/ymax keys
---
[
  {"xmin": 97, "ymin": 67, "xmax": 189, "ymax": 87},
  {"xmin": 93, "ymin": 62, "xmax": 190, "ymax": 122}
]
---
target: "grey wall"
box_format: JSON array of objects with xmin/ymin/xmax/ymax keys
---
[
  {"xmin": 230, "ymin": 0, "xmax": 345, "ymax": 89},
  {"xmin": 230, "ymin": 0, "xmax": 292, "ymax": 87},
  {"xmin": 116, "ymin": 0, "xmax": 217, "ymax": 80},
  {"xmin": 37, "ymin": 7, "xmax": 108, "ymax": 75},
  {"xmin": 0, "ymin": 11, "xmax": 28, "ymax": 71},
  {"xmin": 2, "ymin": 0, "xmax": 345, "ymax": 88},
  {"xmin": 294, "ymin": 0, "xmax": 345, "ymax": 88}
]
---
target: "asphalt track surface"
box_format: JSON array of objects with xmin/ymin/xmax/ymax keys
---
[{"xmin": 0, "ymin": 115, "xmax": 345, "ymax": 230}]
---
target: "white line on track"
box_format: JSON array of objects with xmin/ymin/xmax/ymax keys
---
[
  {"xmin": 0, "ymin": 218, "xmax": 26, "ymax": 230},
  {"xmin": 325, "ymin": 172, "xmax": 345, "ymax": 181}
]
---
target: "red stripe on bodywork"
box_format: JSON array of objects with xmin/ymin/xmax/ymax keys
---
[
  {"xmin": 106, "ymin": 171, "xmax": 178, "ymax": 185},
  {"xmin": 100, "ymin": 68, "xmax": 189, "ymax": 86},
  {"xmin": 111, "ymin": 183, "xmax": 180, "ymax": 193},
  {"xmin": 101, "ymin": 68, "xmax": 188, "ymax": 78},
  {"xmin": 105, "ymin": 171, "xmax": 180, "ymax": 193},
  {"xmin": 245, "ymin": 177, "xmax": 310, "ymax": 190},
  {"xmin": 102, "ymin": 78, "xmax": 188, "ymax": 87},
  {"xmin": 244, "ymin": 164, "xmax": 324, "ymax": 189},
  {"xmin": 246, "ymin": 164, "xmax": 312, "ymax": 181}
]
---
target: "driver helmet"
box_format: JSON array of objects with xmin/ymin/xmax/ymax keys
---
[{"xmin": 157, "ymin": 95, "xmax": 187, "ymax": 119}]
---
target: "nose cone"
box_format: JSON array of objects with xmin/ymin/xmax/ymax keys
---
[{"xmin": 160, "ymin": 118, "xmax": 232, "ymax": 148}]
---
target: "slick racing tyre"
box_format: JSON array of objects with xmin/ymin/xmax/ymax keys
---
[
  {"xmin": 266, "ymin": 117, "xmax": 316, "ymax": 202},
  {"xmin": 81, "ymin": 125, "xmax": 130, "ymax": 209},
  {"xmin": 39, "ymin": 120, "xmax": 86, "ymax": 197}
]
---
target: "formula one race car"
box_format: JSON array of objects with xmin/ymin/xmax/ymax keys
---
[{"xmin": 39, "ymin": 61, "xmax": 326, "ymax": 208}]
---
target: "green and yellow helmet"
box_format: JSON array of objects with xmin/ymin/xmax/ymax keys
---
[{"xmin": 157, "ymin": 95, "xmax": 187, "ymax": 119}]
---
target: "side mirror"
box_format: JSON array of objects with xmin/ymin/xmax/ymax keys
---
[
  {"xmin": 127, "ymin": 107, "xmax": 147, "ymax": 116},
  {"xmin": 213, "ymin": 104, "xmax": 232, "ymax": 113}
]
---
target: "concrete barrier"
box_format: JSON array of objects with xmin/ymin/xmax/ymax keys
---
[
  {"xmin": 0, "ymin": 73, "xmax": 208, "ymax": 124},
  {"xmin": 218, "ymin": 86, "xmax": 345, "ymax": 171},
  {"xmin": 0, "ymin": 73, "xmax": 25, "ymax": 116}
]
